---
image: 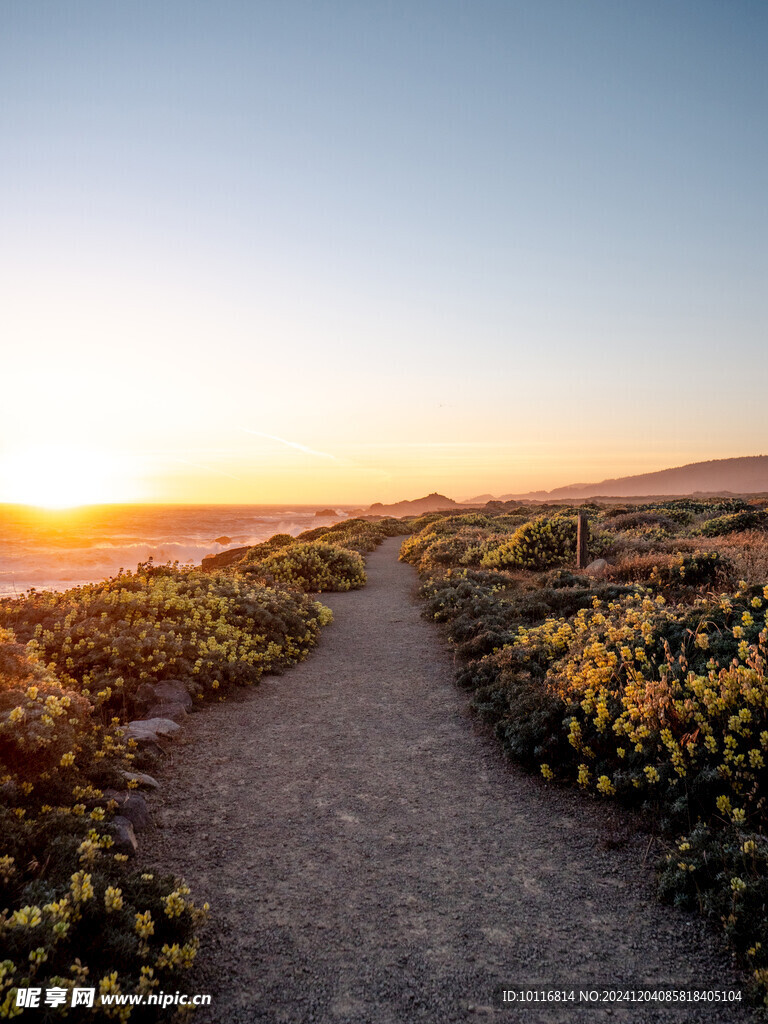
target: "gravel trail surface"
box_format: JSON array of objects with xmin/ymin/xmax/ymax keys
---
[{"xmin": 141, "ymin": 538, "xmax": 762, "ymax": 1023}]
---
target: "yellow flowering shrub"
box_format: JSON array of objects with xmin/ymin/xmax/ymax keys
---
[
  {"xmin": 0, "ymin": 567, "xmax": 333, "ymax": 715},
  {"xmin": 255, "ymin": 542, "xmax": 366, "ymax": 592},
  {"xmin": 481, "ymin": 514, "xmax": 578, "ymax": 570},
  {"xmin": 296, "ymin": 516, "xmax": 410, "ymax": 553},
  {"xmin": 0, "ymin": 516, "xmax": 391, "ymax": 1015},
  {"xmin": 0, "ymin": 563, "xmax": 346, "ymax": 1015},
  {"xmin": 0, "ymin": 631, "xmax": 209, "ymax": 1017},
  {"xmin": 408, "ymin": 500, "xmax": 768, "ymax": 996}
]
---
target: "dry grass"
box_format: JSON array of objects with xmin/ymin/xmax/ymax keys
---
[
  {"xmin": 602, "ymin": 531, "xmax": 699, "ymax": 558},
  {"xmin": 604, "ymin": 551, "xmax": 680, "ymax": 584},
  {"xmin": 705, "ymin": 530, "xmax": 768, "ymax": 586}
]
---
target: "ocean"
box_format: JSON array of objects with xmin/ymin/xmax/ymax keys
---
[{"xmin": 0, "ymin": 504, "xmax": 357, "ymax": 596}]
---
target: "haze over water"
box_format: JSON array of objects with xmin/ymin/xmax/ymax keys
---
[{"xmin": 0, "ymin": 504, "xmax": 352, "ymax": 596}]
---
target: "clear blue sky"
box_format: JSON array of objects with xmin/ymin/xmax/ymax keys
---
[{"xmin": 2, "ymin": 1, "xmax": 767, "ymax": 503}]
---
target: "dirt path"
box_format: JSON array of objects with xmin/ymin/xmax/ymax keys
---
[{"xmin": 141, "ymin": 538, "xmax": 761, "ymax": 1023}]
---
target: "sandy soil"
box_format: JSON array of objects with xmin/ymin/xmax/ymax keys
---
[{"xmin": 140, "ymin": 538, "xmax": 763, "ymax": 1023}]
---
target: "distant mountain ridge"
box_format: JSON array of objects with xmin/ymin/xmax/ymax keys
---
[
  {"xmin": 365, "ymin": 492, "xmax": 458, "ymax": 516},
  {"xmin": 488, "ymin": 456, "xmax": 768, "ymax": 500}
]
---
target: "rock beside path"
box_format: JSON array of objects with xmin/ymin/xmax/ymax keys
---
[
  {"xmin": 111, "ymin": 815, "xmax": 138, "ymax": 857},
  {"xmin": 105, "ymin": 790, "xmax": 151, "ymax": 831},
  {"xmin": 146, "ymin": 702, "xmax": 188, "ymax": 723},
  {"xmin": 135, "ymin": 679, "xmax": 193, "ymax": 713},
  {"xmin": 123, "ymin": 718, "xmax": 182, "ymax": 755},
  {"xmin": 120, "ymin": 770, "xmax": 160, "ymax": 789},
  {"xmin": 585, "ymin": 557, "xmax": 609, "ymax": 575}
]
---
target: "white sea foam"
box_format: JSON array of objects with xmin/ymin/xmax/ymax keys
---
[{"xmin": 0, "ymin": 504, "xmax": 354, "ymax": 596}]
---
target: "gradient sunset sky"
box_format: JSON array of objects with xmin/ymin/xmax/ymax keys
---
[{"xmin": 2, "ymin": 1, "xmax": 766, "ymax": 505}]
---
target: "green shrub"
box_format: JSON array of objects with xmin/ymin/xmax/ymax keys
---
[
  {"xmin": 0, "ymin": 518, "xmax": 370, "ymax": 1016},
  {"xmin": 0, "ymin": 566, "xmax": 332, "ymax": 717},
  {"xmin": 658, "ymin": 821, "xmax": 768, "ymax": 990},
  {"xmin": 0, "ymin": 629, "xmax": 207, "ymax": 1019},
  {"xmin": 257, "ymin": 542, "xmax": 366, "ymax": 592},
  {"xmin": 239, "ymin": 533, "xmax": 295, "ymax": 564},
  {"xmin": 481, "ymin": 515, "xmax": 577, "ymax": 570},
  {"xmin": 408, "ymin": 498, "xmax": 768, "ymax": 996},
  {"xmin": 700, "ymin": 510, "xmax": 768, "ymax": 537},
  {"xmin": 398, "ymin": 530, "xmax": 441, "ymax": 568},
  {"xmin": 607, "ymin": 551, "xmax": 733, "ymax": 594},
  {"xmin": 604, "ymin": 511, "xmax": 676, "ymax": 533},
  {"xmin": 298, "ymin": 518, "xmax": 406, "ymax": 553}
]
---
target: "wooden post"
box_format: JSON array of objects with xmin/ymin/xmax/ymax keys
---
[{"xmin": 577, "ymin": 510, "xmax": 589, "ymax": 569}]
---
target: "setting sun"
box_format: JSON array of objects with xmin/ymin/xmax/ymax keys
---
[{"xmin": 0, "ymin": 445, "xmax": 140, "ymax": 508}]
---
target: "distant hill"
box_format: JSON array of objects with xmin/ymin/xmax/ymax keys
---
[
  {"xmin": 365, "ymin": 492, "xmax": 458, "ymax": 516},
  {"xmin": 499, "ymin": 456, "xmax": 768, "ymax": 500},
  {"xmin": 464, "ymin": 493, "xmax": 495, "ymax": 504}
]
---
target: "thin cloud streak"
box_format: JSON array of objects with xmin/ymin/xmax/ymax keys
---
[
  {"xmin": 242, "ymin": 429, "xmax": 338, "ymax": 461},
  {"xmin": 342, "ymin": 441, "xmax": 553, "ymax": 450}
]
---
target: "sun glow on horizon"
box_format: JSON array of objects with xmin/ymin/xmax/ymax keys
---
[
  {"xmin": 1, "ymin": 4, "xmax": 766, "ymax": 512},
  {"xmin": 0, "ymin": 446, "xmax": 143, "ymax": 509}
]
